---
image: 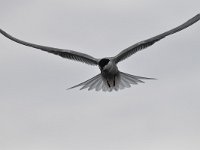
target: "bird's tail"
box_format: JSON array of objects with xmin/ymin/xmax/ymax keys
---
[
  {"xmin": 67, "ymin": 74, "xmax": 103, "ymax": 91},
  {"xmin": 117, "ymin": 72, "xmax": 155, "ymax": 90},
  {"xmin": 67, "ymin": 72, "xmax": 155, "ymax": 92}
]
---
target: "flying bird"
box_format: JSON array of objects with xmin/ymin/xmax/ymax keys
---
[{"xmin": 0, "ymin": 14, "xmax": 200, "ymax": 92}]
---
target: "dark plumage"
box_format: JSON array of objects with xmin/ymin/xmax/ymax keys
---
[{"xmin": 98, "ymin": 59, "xmax": 110, "ymax": 70}]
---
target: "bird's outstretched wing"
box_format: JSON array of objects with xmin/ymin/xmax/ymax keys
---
[
  {"xmin": 114, "ymin": 14, "xmax": 200, "ymax": 63},
  {"xmin": 0, "ymin": 29, "xmax": 98, "ymax": 65}
]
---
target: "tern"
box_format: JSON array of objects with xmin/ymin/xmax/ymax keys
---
[{"xmin": 0, "ymin": 14, "xmax": 200, "ymax": 92}]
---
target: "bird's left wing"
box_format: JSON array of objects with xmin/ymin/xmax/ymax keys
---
[
  {"xmin": 0, "ymin": 29, "xmax": 99, "ymax": 66},
  {"xmin": 114, "ymin": 13, "xmax": 200, "ymax": 63}
]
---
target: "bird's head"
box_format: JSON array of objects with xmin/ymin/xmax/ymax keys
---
[{"xmin": 98, "ymin": 58, "xmax": 110, "ymax": 70}]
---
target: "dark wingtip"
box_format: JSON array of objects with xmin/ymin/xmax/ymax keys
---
[
  {"xmin": 146, "ymin": 77, "xmax": 157, "ymax": 80},
  {"xmin": 66, "ymin": 85, "xmax": 81, "ymax": 90},
  {"xmin": 66, "ymin": 87, "xmax": 73, "ymax": 90}
]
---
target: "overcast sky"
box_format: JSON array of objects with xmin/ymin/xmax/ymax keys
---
[{"xmin": 0, "ymin": 0, "xmax": 200, "ymax": 150}]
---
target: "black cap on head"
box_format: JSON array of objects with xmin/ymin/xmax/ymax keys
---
[{"xmin": 98, "ymin": 58, "xmax": 110, "ymax": 70}]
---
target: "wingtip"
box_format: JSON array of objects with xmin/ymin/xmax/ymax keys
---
[
  {"xmin": 66, "ymin": 87, "xmax": 72, "ymax": 90},
  {"xmin": 66, "ymin": 85, "xmax": 80, "ymax": 90},
  {"xmin": 148, "ymin": 77, "xmax": 157, "ymax": 80}
]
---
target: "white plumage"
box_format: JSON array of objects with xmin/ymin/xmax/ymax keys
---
[{"xmin": 0, "ymin": 14, "xmax": 199, "ymax": 91}]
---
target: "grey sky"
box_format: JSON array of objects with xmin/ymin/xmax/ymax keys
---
[{"xmin": 0, "ymin": 0, "xmax": 200, "ymax": 150}]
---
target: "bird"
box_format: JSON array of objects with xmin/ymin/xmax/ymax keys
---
[{"xmin": 0, "ymin": 14, "xmax": 200, "ymax": 92}]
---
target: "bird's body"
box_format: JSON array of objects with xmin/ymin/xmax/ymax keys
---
[
  {"xmin": 99, "ymin": 58, "xmax": 119, "ymax": 89},
  {"xmin": 99, "ymin": 59, "xmax": 118, "ymax": 81},
  {"xmin": 0, "ymin": 14, "xmax": 200, "ymax": 91}
]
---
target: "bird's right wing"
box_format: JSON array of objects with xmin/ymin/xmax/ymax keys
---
[
  {"xmin": 0, "ymin": 29, "xmax": 99, "ymax": 66},
  {"xmin": 114, "ymin": 14, "xmax": 200, "ymax": 63}
]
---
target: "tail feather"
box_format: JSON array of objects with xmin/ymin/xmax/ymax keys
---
[
  {"xmin": 68, "ymin": 72, "xmax": 155, "ymax": 92},
  {"xmin": 122, "ymin": 73, "xmax": 142, "ymax": 84},
  {"xmin": 67, "ymin": 74, "xmax": 101, "ymax": 90},
  {"xmin": 96, "ymin": 80, "xmax": 103, "ymax": 91},
  {"xmin": 88, "ymin": 76, "xmax": 101, "ymax": 91},
  {"xmin": 80, "ymin": 75, "xmax": 100, "ymax": 90},
  {"xmin": 102, "ymin": 82, "xmax": 108, "ymax": 92},
  {"xmin": 120, "ymin": 77, "xmax": 131, "ymax": 88},
  {"xmin": 123, "ymin": 75, "xmax": 138, "ymax": 84},
  {"xmin": 120, "ymin": 72, "xmax": 155, "ymax": 83}
]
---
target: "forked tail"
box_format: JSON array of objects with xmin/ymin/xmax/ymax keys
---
[{"xmin": 68, "ymin": 72, "xmax": 155, "ymax": 92}]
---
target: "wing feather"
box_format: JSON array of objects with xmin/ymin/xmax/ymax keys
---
[
  {"xmin": 0, "ymin": 29, "xmax": 98, "ymax": 65},
  {"xmin": 114, "ymin": 14, "xmax": 200, "ymax": 63}
]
